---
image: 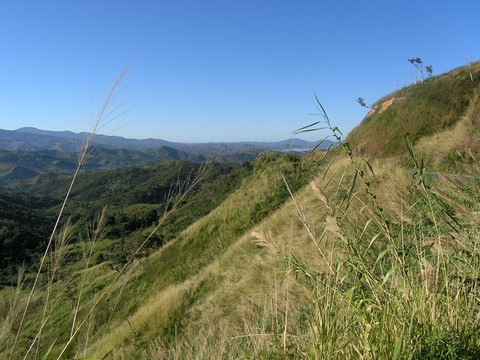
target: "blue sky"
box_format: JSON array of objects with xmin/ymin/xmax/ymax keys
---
[{"xmin": 1, "ymin": 1, "xmax": 479, "ymax": 142}]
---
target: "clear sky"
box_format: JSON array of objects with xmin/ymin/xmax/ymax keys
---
[{"xmin": 1, "ymin": 1, "xmax": 479, "ymax": 142}]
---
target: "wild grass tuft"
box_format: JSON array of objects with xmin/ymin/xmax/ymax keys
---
[{"xmin": 1, "ymin": 66, "xmax": 208, "ymax": 359}]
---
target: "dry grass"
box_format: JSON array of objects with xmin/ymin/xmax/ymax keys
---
[
  {"xmin": 416, "ymin": 88, "xmax": 480, "ymax": 171},
  {"xmin": 91, "ymin": 152, "xmax": 415, "ymax": 358},
  {"xmin": 84, "ymin": 158, "xmax": 324, "ymax": 358}
]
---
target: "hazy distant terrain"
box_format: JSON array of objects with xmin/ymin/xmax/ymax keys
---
[
  {"xmin": 1, "ymin": 127, "xmax": 333, "ymax": 155},
  {"xmin": 0, "ymin": 127, "xmax": 334, "ymax": 185}
]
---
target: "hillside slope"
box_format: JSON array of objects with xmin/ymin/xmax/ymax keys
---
[
  {"xmin": 0, "ymin": 146, "xmax": 203, "ymax": 186},
  {"xmin": 85, "ymin": 154, "xmax": 318, "ymax": 356},
  {"xmin": 75, "ymin": 152, "xmax": 480, "ymax": 358},
  {"xmin": 0, "ymin": 160, "xmax": 250, "ymax": 284},
  {"xmin": 348, "ymin": 61, "xmax": 480, "ymax": 171},
  {"xmin": 0, "ymin": 153, "xmax": 318, "ymax": 358}
]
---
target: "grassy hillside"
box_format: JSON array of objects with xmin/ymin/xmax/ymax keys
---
[
  {"xmin": 348, "ymin": 61, "xmax": 480, "ymax": 169},
  {"xmin": 0, "ymin": 152, "xmax": 317, "ymax": 358},
  {"xmin": 0, "ymin": 160, "xmax": 251, "ymax": 285}
]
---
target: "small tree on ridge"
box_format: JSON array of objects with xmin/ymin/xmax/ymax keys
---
[
  {"xmin": 408, "ymin": 58, "xmax": 424, "ymax": 83},
  {"xmin": 356, "ymin": 97, "xmax": 371, "ymax": 110}
]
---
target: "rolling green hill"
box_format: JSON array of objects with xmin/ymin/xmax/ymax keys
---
[
  {"xmin": 0, "ymin": 160, "xmax": 252, "ymax": 285},
  {"xmin": 0, "ymin": 147, "xmax": 204, "ymax": 187},
  {"xmin": 1, "ymin": 61, "xmax": 480, "ymax": 359},
  {"xmin": 348, "ymin": 61, "xmax": 480, "ymax": 172}
]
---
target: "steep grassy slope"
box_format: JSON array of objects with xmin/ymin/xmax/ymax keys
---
[
  {"xmin": 0, "ymin": 153, "xmax": 317, "ymax": 358},
  {"xmin": 83, "ymin": 151, "xmax": 480, "ymax": 358},
  {"xmin": 3, "ymin": 147, "xmax": 480, "ymax": 359},
  {"xmin": 84, "ymin": 153, "xmax": 318, "ymax": 357},
  {"xmin": 348, "ymin": 61, "xmax": 480, "ymax": 168},
  {"xmin": 80, "ymin": 61, "xmax": 480, "ymax": 358},
  {"xmin": 0, "ymin": 160, "xmax": 250, "ymax": 285}
]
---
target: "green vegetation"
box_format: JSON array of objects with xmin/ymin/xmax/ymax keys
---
[
  {"xmin": 348, "ymin": 60, "xmax": 480, "ymax": 159},
  {"xmin": 0, "ymin": 160, "xmax": 251, "ymax": 285},
  {"xmin": 0, "ymin": 146, "xmax": 205, "ymax": 187},
  {"xmin": 1, "ymin": 61, "xmax": 480, "ymax": 359},
  {"xmin": 0, "ymin": 192, "xmax": 56, "ymax": 283}
]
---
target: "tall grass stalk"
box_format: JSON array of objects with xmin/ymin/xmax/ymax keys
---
[
  {"xmin": 70, "ymin": 206, "xmax": 107, "ymax": 338},
  {"xmin": 0, "ymin": 265, "xmax": 25, "ymax": 353},
  {"xmin": 56, "ymin": 165, "xmax": 208, "ymax": 359},
  {"xmin": 6, "ymin": 65, "xmax": 208, "ymax": 359},
  {"xmin": 25, "ymin": 221, "xmax": 73, "ymax": 360},
  {"xmin": 297, "ymin": 94, "xmax": 396, "ymax": 252},
  {"xmin": 9, "ymin": 66, "xmax": 128, "ymax": 359},
  {"xmin": 287, "ymin": 100, "xmax": 480, "ymax": 358}
]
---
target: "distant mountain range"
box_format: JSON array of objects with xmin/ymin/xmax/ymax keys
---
[
  {"xmin": 0, "ymin": 127, "xmax": 334, "ymax": 157},
  {"xmin": 8, "ymin": 127, "xmax": 178, "ymax": 151},
  {"xmin": 0, "ymin": 127, "xmax": 335, "ymax": 186}
]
